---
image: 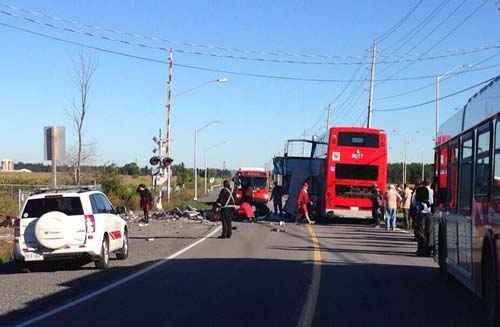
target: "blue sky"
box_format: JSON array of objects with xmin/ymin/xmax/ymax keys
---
[{"xmin": 0, "ymin": 0, "xmax": 498, "ymax": 169}]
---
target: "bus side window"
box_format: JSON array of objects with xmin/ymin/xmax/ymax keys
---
[
  {"xmin": 459, "ymin": 134, "xmax": 474, "ymax": 215},
  {"xmin": 493, "ymin": 121, "xmax": 500, "ymax": 197},
  {"xmin": 474, "ymin": 125, "xmax": 491, "ymax": 198}
]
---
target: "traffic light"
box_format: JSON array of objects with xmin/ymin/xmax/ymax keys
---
[
  {"xmin": 149, "ymin": 156, "xmax": 160, "ymax": 166},
  {"xmin": 162, "ymin": 157, "xmax": 173, "ymax": 167}
]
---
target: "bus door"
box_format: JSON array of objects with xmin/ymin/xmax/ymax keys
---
[
  {"xmin": 469, "ymin": 124, "xmax": 492, "ymax": 275},
  {"xmin": 446, "ymin": 131, "xmax": 474, "ymax": 282}
]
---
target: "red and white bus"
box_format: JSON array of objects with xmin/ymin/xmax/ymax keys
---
[
  {"xmin": 316, "ymin": 127, "xmax": 387, "ymax": 220},
  {"xmin": 433, "ymin": 75, "xmax": 500, "ymax": 325}
]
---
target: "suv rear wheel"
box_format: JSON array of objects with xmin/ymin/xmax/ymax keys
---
[
  {"xmin": 116, "ymin": 230, "xmax": 129, "ymax": 260},
  {"xmin": 95, "ymin": 236, "xmax": 110, "ymax": 269}
]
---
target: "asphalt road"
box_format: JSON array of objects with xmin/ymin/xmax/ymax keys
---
[{"xmin": 1, "ymin": 220, "xmax": 488, "ymax": 327}]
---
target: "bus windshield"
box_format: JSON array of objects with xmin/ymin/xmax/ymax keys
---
[{"xmin": 239, "ymin": 176, "xmax": 267, "ymax": 188}]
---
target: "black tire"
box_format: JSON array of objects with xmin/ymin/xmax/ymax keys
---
[
  {"xmin": 16, "ymin": 261, "xmax": 34, "ymax": 273},
  {"xmin": 116, "ymin": 230, "xmax": 129, "ymax": 260},
  {"xmin": 438, "ymin": 226, "xmax": 447, "ymax": 279},
  {"xmin": 95, "ymin": 236, "xmax": 110, "ymax": 270},
  {"xmin": 483, "ymin": 243, "xmax": 500, "ymax": 327}
]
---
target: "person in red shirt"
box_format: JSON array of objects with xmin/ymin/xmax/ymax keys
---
[
  {"xmin": 136, "ymin": 184, "xmax": 153, "ymax": 225},
  {"xmin": 296, "ymin": 182, "xmax": 313, "ymax": 224}
]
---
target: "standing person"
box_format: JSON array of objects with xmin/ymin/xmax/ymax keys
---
[
  {"xmin": 270, "ymin": 182, "xmax": 283, "ymax": 217},
  {"xmin": 296, "ymin": 182, "xmax": 313, "ymax": 225},
  {"xmin": 384, "ymin": 185, "xmax": 402, "ymax": 231},
  {"xmin": 136, "ymin": 184, "xmax": 153, "ymax": 225},
  {"xmin": 414, "ymin": 180, "xmax": 432, "ymax": 256},
  {"xmin": 402, "ymin": 184, "xmax": 413, "ymax": 230},
  {"xmin": 371, "ymin": 184, "xmax": 382, "ymax": 227},
  {"xmin": 215, "ymin": 180, "xmax": 237, "ymax": 239}
]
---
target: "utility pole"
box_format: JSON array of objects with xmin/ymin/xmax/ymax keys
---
[
  {"xmin": 403, "ymin": 136, "xmax": 407, "ymax": 186},
  {"xmin": 165, "ymin": 48, "xmax": 174, "ymax": 203},
  {"xmin": 194, "ymin": 129, "xmax": 198, "ymax": 200},
  {"xmin": 367, "ymin": 40, "xmax": 377, "ymax": 128},
  {"xmin": 435, "ymin": 75, "xmax": 440, "ymax": 145},
  {"xmin": 52, "ymin": 159, "xmax": 57, "ymax": 188},
  {"xmin": 204, "ymin": 156, "xmax": 208, "ymax": 195},
  {"xmin": 326, "ymin": 104, "xmax": 332, "ymax": 131}
]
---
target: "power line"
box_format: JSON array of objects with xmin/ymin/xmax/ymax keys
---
[
  {"xmin": 0, "ymin": 2, "xmax": 371, "ymax": 62},
  {"xmin": 375, "ymin": 77, "xmax": 496, "ymax": 112},
  {"xmin": 382, "ymin": 0, "xmax": 451, "ymax": 56},
  {"xmin": 4, "ymin": 19, "xmax": 497, "ymax": 84},
  {"xmin": 376, "ymin": 0, "xmax": 424, "ymax": 43},
  {"xmin": 379, "ymin": 0, "xmax": 467, "ymax": 77},
  {"xmin": 377, "ymin": 51, "xmax": 500, "ymax": 101},
  {"xmin": 381, "ymin": 0, "xmax": 488, "ymax": 80},
  {"xmin": 1, "ymin": 7, "xmax": 499, "ymax": 66}
]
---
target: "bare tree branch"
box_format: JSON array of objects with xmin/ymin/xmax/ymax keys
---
[{"xmin": 68, "ymin": 50, "xmax": 98, "ymax": 185}]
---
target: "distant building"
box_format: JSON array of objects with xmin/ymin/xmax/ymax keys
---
[{"xmin": 1, "ymin": 159, "xmax": 14, "ymax": 172}]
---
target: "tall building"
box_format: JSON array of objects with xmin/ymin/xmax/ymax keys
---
[{"xmin": 1, "ymin": 159, "xmax": 14, "ymax": 172}]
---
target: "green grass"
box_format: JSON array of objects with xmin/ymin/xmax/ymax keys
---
[
  {"xmin": 0, "ymin": 192, "xmax": 18, "ymax": 216},
  {"xmin": 0, "ymin": 240, "xmax": 12, "ymax": 264}
]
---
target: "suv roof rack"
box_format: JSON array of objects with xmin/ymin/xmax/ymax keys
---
[{"xmin": 30, "ymin": 185, "xmax": 102, "ymax": 195}]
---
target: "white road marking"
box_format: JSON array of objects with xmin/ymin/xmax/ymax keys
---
[{"xmin": 15, "ymin": 226, "xmax": 222, "ymax": 327}]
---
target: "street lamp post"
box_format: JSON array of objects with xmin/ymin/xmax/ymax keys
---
[
  {"xmin": 163, "ymin": 75, "xmax": 228, "ymax": 204},
  {"xmin": 435, "ymin": 65, "xmax": 472, "ymax": 145},
  {"xmin": 393, "ymin": 129, "xmax": 420, "ymax": 185},
  {"xmin": 203, "ymin": 141, "xmax": 228, "ymax": 195},
  {"xmin": 194, "ymin": 121, "xmax": 221, "ymax": 200}
]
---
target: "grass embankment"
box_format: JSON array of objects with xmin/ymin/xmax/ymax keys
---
[
  {"xmin": 0, "ymin": 240, "xmax": 12, "ymax": 263},
  {"xmin": 0, "ymin": 171, "xmax": 212, "ymax": 214}
]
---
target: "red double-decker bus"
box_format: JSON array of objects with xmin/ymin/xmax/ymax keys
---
[
  {"xmin": 433, "ymin": 75, "xmax": 500, "ymax": 326},
  {"xmin": 316, "ymin": 127, "xmax": 387, "ymax": 220}
]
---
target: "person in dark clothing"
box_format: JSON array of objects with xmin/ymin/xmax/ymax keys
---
[
  {"xmin": 240, "ymin": 180, "xmax": 254, "ymax": 204},
  {"xmin": 414, "ymin": 180, "xmax": 432, "ymax": 256},
  {"xmin": 371, "ymin": 184, "xmax": 382, "ymax": 227},
  {"xmin": 215, "ymin": 180, "xmax": 237, "ymax": 239},
  {"xmin": 136, "ymin": 184, "xmax": 153, "ymax": 224},
  {"xmin": 270, "ymin": 182, "xmax": 283, "ymax": 216}
]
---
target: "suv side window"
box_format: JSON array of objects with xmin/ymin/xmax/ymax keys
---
[
  {"xmin": 91, "ymin": 194, "xmax": 108, "ymax": 214},
  {"xmin": 90, "ymin": 194, "xmax": 99, "ymax": 214},
  {"xmin": 98, "ymin": 194, "xmax": 113, "ymax": 213}
]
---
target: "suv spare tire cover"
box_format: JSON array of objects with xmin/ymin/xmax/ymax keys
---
[{"xmin": 34, "ymin": 211, "xmax": 72, "ymax": 249}]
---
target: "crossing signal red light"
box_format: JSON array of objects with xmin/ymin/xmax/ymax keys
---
[{"xmin": 162, "ymin": 157, "xmax": 173, "ymax": 167}]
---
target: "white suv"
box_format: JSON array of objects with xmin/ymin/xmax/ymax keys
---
[{"xmin": 13, "ymin": 189, "xmax": 129, "ymax": 270}]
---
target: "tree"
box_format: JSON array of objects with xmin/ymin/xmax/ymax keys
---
[
  {"xmin": 121, "ymin": 163, "xmax": 141, "ymax": 176},
  {"xmin": 69, "ymin": 51, "xmax": 98, "ymax": 185}
]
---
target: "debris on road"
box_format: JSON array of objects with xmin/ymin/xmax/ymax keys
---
[
  {"xmin": 270, "ymin": 221, "xmax": 286, "ymax": 233},
  {"xmin": 120, "ymin": 206, "xmax": 218, "ymax": 226}
]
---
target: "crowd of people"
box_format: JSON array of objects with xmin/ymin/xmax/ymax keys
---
[
  {"xmin": 371, "ymin": 181, "xmax": 434, "ymax": 257},
  {"xmin": 136, "ymin": 178, "xmax": 436, "ymax": 254}
]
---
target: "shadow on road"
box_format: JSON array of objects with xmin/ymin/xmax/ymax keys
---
[{"xmin": 0, "ymin": 255, "xmax": 488, "ymax": 327}]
